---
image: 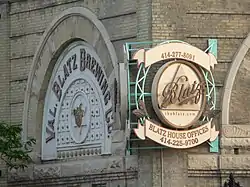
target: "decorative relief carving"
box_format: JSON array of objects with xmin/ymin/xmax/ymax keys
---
[
  {"xmin": 33, "ymin": 166, "xmax": 60, "ymax": 179},
  {"xmin": 220, "ymin": 156, "xmax": 250, "ymax": 169},
  {"xmin": 221, "ymin": 137, "xmax": 250, "ymax": 147},
  {"xmin": 42, "ymin": 41, "xmax": 113, "ymax": 160},
  {"xmin": 8, "ymin": 169, "xmax": 31, "ymax": 182},
  {"xmin": 223, "ymin": 125, "xmax": 250, "ymax": 138},
  {"xmin": 188, "ymin": 154, "xmax": 218, "ymax": 169},
  {"xmin": 110, "ymin": 160, "xmax": 121, "ymax": 169}
]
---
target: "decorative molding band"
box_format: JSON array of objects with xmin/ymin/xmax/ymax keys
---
[
  {"xmin": 9, "ymin": 31, "xmax": 44, "ymax": 39},
  {"xmin": 187, "ymin": 35, "xmax": 245, "ymax": 39},
  {"xmin": 9, "ymin": 0, "xmax": 80, "ymax": 15},
  {"xmin": 187, "ymin": 11, "xmax": 250, "ymax": 15},
  {"xmin": 188, "ymin": 169, "xmax": 250, "ymax": 177},
  {"xmin": 99, "ymin": 11, "xmax": 136, "ymax": 21},
  {"xmin": 8, "ymin": 170, "xmax": 138, "ymax": 187}
]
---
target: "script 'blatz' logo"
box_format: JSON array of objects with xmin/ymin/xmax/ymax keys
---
[{"xmin": 152, "ymin": 61, "xmax": 206, "ymax": 129}]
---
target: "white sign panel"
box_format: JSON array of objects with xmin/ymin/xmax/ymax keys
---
[{"xmin": 42, "ymin": 41, "xmax": 113, "ymax": 160}]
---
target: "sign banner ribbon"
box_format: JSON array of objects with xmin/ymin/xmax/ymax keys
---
[
  {"xmin": 133, "ymin": 42, "xmax": 217, "ymax": 71},
  {"xmin": 134, "ymin": 120, "xmax": 219, "ymax": 149}
]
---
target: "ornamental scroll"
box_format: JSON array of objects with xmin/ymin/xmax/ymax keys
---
[
  {"xmin": 132, "ymin": 42, "xmax": 219, "ymax": 149},
  {"xmin": 134, "ymin": 120, "xmax": 218, "ymax": 149}
]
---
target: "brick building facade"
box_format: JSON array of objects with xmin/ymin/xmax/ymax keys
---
[{"xmin": 0, "ymin": 0, "xmax": 250, "ymax": 186}]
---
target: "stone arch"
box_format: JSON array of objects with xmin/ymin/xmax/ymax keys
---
[
  {"xmin": 22, "ymin": 7, "xmax": 118, "ymax": 160},
  {"xmin": 221, "ymin": 33, "xmax": 250, "ymax": 125}
]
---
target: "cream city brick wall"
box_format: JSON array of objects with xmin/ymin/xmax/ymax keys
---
[
  {"xmin": 9, "ymin": 0, "xmax": 137, "ymax": 125},
  {"xmin": 0, "ymin": 3, "xmax": 10, "ymax": 123},
  {"xmin": 151, "ymin": 0, "xmax": 250, "ymax": 186},
  {"xmin": 136, "ymin": 0, "xmax": 152, "ymax": 41}
]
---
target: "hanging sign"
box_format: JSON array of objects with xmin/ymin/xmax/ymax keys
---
[{"xmin": 132, "ymin": 42, "xmax": 219, "ymax": 149}]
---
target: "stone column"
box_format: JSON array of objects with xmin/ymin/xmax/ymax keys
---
[{"xmin": 152, "ymin": 149, "xmax": 188, "ymax": 187}]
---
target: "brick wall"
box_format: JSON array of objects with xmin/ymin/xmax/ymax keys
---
[
  {"xmin": 151, "ymin": 0, "xmax": 250, "ymax": 186},
  {"xmin": 0, "ymin": 4, "xmax": 10, "ymax": 123},
  {"xmin": 7, "ymin": 0, "xmax": 138, "ymax": 124}
]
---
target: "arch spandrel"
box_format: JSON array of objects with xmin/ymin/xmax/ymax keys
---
[
  {"xmin": 221, "ymin": 33, "xmax": 250, "ymax": 147},
  {"xmin": 22, "ymin": 7, "xmax": 120, "ymax": 161},
  {"xmin": 229, "ymin": 52, "xmax": 250, "ymax": 125}
]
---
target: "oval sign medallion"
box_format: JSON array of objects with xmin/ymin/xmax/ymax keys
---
[
  {"xmin": 69, "ymin": 87, "xmax": 90, "ymax": 144},
  {"xmin": 152, "ymin": 61, "xmax": 206, "ymax": 129}
]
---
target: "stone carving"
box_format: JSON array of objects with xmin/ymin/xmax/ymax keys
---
[
  {"xmin": 223, "ymin": 125, "xmax": 250, "ymax": 138},
  {"xmin": 220, "ymin": 155, "xmax": 250, "ymax": 169},
  {"xmin": 33, "ymin": 167, "xmax": 60, "ymax": 179},
  {"xmin": 188, "ymin": 154, "xmax": 218, "ymax": 169},
  {"xmin": 8, "ymin": 170, "xmax": 31, "ymax": 182},
  {"xmin": 42, "ymin": 42, "xmax": 113, "ymax": 160},
  {"xmin": 73, "ymin": 103, "xmax": 85, "ymax": 129},
  {"xmin": 110, "ymin": 160, "xmax": 121, "ymax": 169}
]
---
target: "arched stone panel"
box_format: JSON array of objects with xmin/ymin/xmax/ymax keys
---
[
  {"xmin": 221, "ymin": 33, "xmax": 250, "ymax": 147},
  {"xmin": 221, "ymin": 33, "xmax": 250, "ymax": 125},
  {"xmin": 229, "ymin": 53, "xmax": 250, "ymax": 124},
  {"xmin": 22, "ymin": 7, "xmax": 119, "ymax": 160}
]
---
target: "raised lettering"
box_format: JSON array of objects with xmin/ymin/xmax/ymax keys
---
[
  {"xmin": 80, "ymin": 48, "xmax": 86, "ymax": 71},
  {"xmin": 104, "ymin": 91, "xmax": 111, "ymax": 105},
  {"xmin": 52, "ymin": 81, "xmax": 62, "ymax": 101},
  {"xmin": 46, "ymin": 119, "xmax": 55, "ymax": 143},
  {"xmin": 49, "ymin": 107, "xmax": 57, "ymax": 118},
  {"xmin": 66, "ymin": 58, "xmax": 72, "ymax": 73},
  {"xmin": 63, "ymin": 64, "xmax": 69, "ymax": 80},
  {"xmin": 58, "ymin": 75, "xmax": 65, "ymax": 88},
  {"xmin": 72, "ymin": 54, "xmax": 77, "ymax": 70},
  {"xmin": 105, "ymin": 107, "xmax": 113, "ymax": 124},
  {"xmin": 91, "ymin": 57, "xmax": 96, "ymax": 74},
  {"xmin": 101, "ymin": 79, "xmax": 108, "ymax": 95}
]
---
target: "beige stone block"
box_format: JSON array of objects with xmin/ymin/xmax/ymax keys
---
[
  {"xmin": 221, "ymin": 137, "xmax": 250, "ymax": 147},
  {"xmin": 220, "ymin": 155, "xmax": 250, "ymax": 169},
  {"xmin": 80, "ymin": 156, "xmax": 124, "ymax": 174},
  {"xmin": 188, "ymin": 154, "xmax": 218, "ymax": 169},
  {"xmin": 112, "ymin": 130, "xmax": 125, "ymax": 143},
  {"xmin": 61, "ymin": 163, "xmax": 82, "ymax": 177},
  {"xmin": 111, "ymin": 141, "xmax": 126, "ymax": 156},
  {"xmin": 222, "ymin": 124, "xmax": 250, "ymax": 138},
  {"xmin": 33, "ymin": 164, "xmax": 61, "ymax": 179}
]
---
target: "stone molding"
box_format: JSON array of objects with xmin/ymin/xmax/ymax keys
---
[
  {"xmin": 188, "ymin": 169, "xmax": 250, "ymax": 178},
  {"xmin": 7, "ymin": 156, "xmax": 138, "ymax": 186},
  {"xmin": 8, "ymin": 171, "xmax": 138, "ymax": 187},
  {"xmin": 188, "ymin": 154, "xmax": 250, "ymax": 171}
]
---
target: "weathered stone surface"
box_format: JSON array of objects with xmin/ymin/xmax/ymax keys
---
[
  {"xmin": 188, "ymin": 154, "xmax": 218, "ymax": 169},
  {"xmin": 230, "ymin": 53, "xmax": 250, "ymax": 125},
  {"xmin": 220, "ymin": 155, "xmax": 250, "ymax": 169},
  {"xmin": 223, "ymin": 124, "xmax": 250, "ymax": 138},
  {"xmin": 4, "ymin": 0, "xmax": 250, "ymax": 187},
  {"xmin": 8, "ymin": 156, "xmax": 138, "ymax": 186},
  {"xmin": 221, "ymin": 137, "xmax": 250, "ymax": 147}
]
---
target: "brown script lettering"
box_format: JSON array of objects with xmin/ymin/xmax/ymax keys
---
[{"xmin": 161, "ymin": 75, "xmax": 205, "ymax": 108}]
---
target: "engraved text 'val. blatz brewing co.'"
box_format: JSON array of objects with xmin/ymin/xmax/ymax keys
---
[{"xmin": 132, "ymin": 42, "xmax": 219, "ymax": 149}]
